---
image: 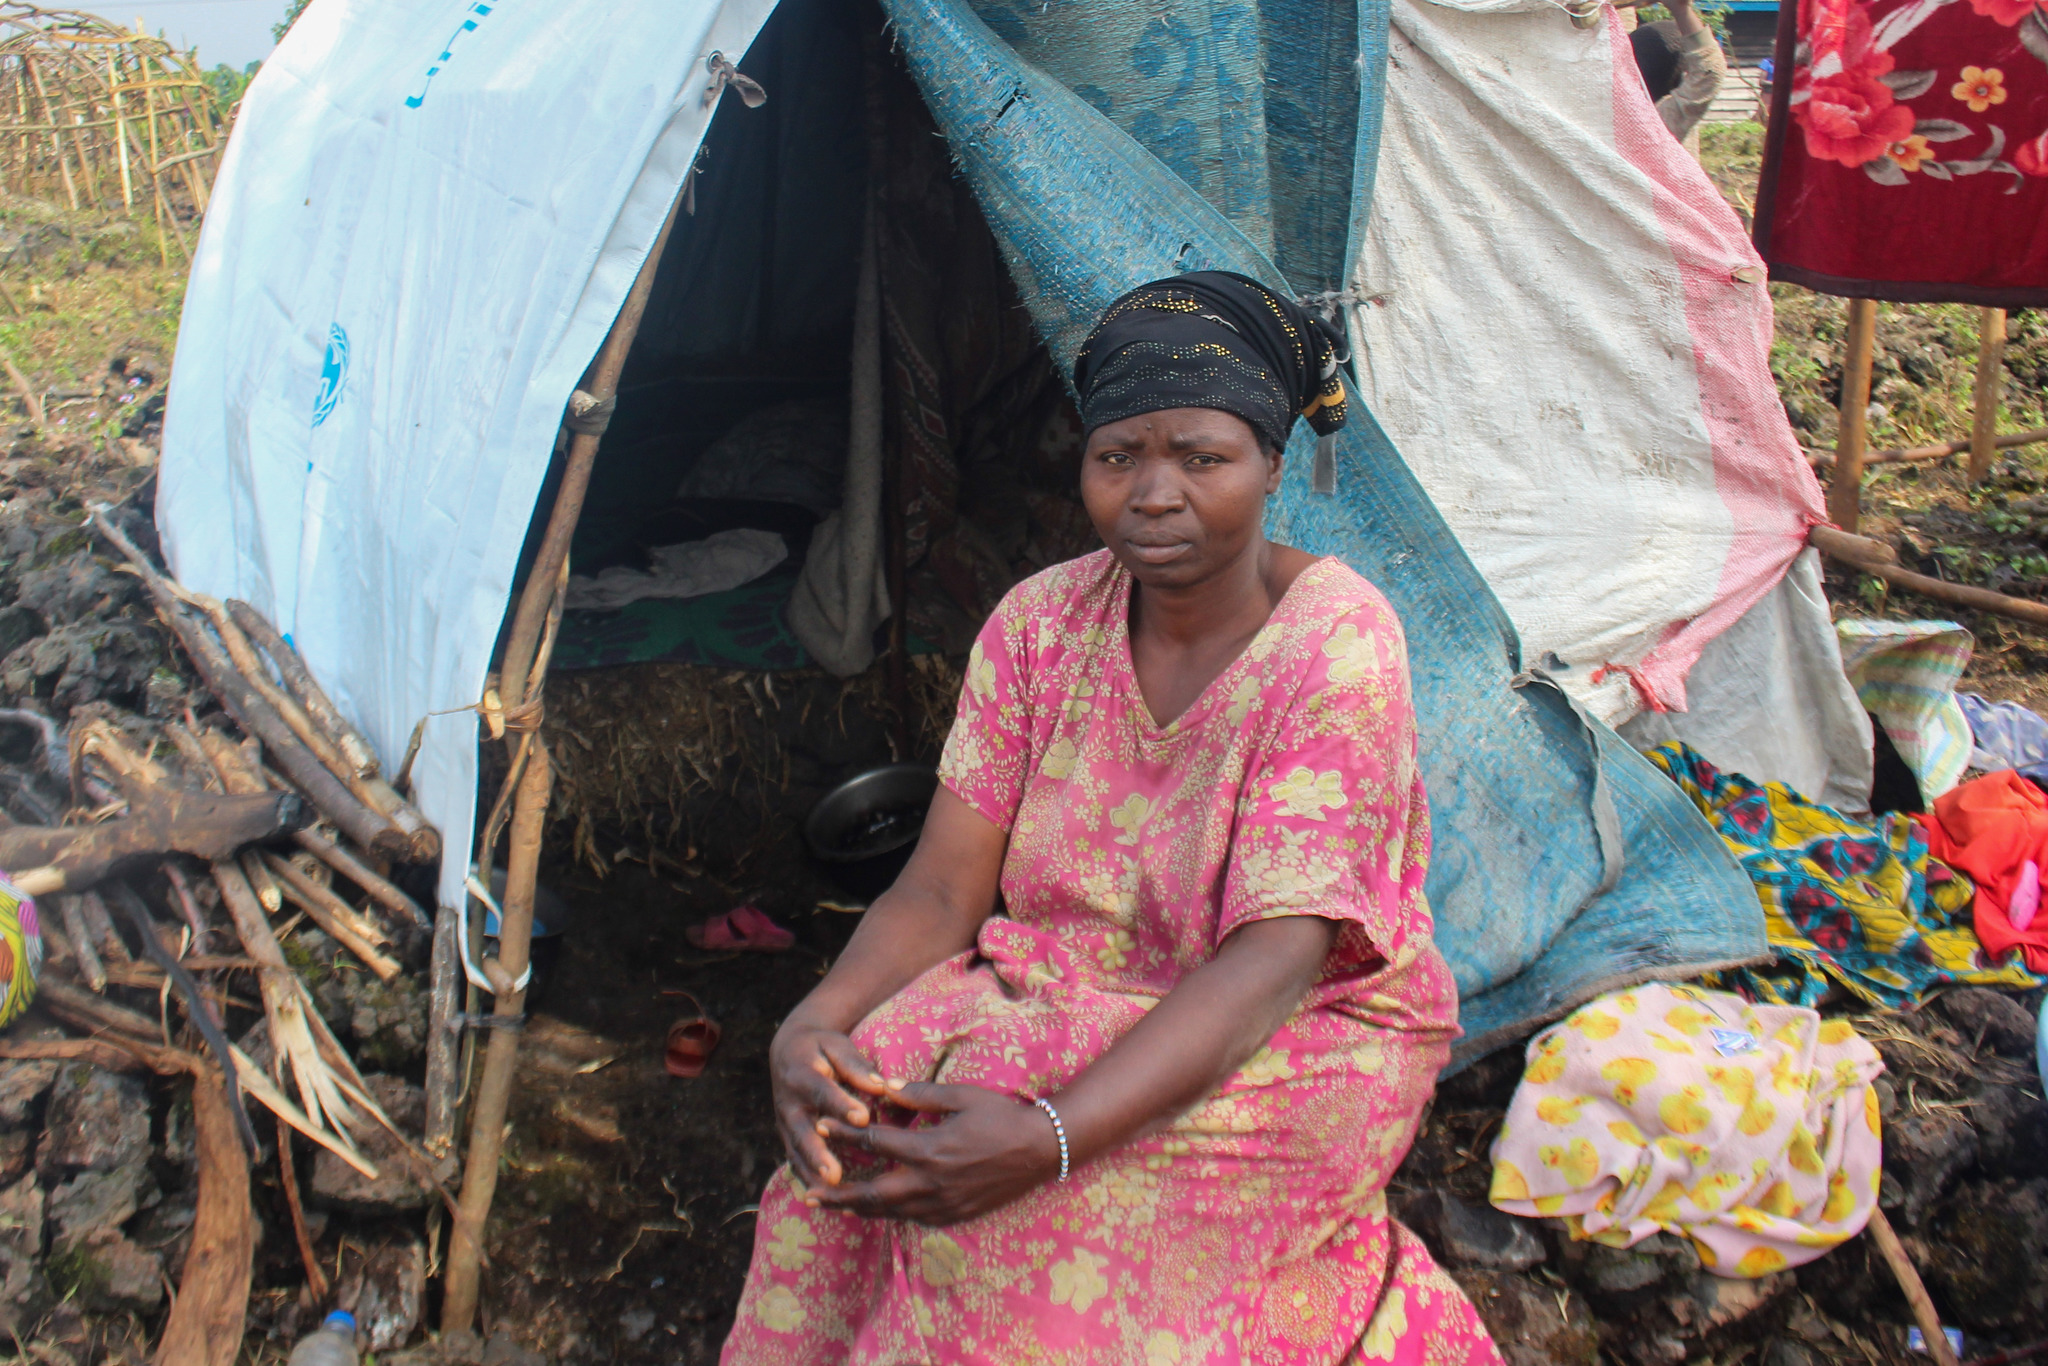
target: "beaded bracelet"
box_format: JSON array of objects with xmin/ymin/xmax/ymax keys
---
[{"xmin": 1032, "ymin": 1096, "xmax": 1071, "ymax": 1183}]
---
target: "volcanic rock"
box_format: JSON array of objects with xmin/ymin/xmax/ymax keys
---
[{"xmin": 37, "ymin": 1065, "xmax": 148, "ymax": 1175}]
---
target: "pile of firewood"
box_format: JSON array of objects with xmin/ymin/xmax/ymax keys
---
[{"xmin": 0, "ymin": 507, "xmax": 449, "ymax": 1364}]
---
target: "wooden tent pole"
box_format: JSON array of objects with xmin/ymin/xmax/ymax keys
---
[
  {"xmin": 1828, "ymin": 297, "xmax": 1878, "ymax": 534},
  {"xmin": 497, "ymin": 190, "xmax": 686, "ymax": 709},
  {"xmin": 1969, "ymin": 307, "xmax": 2008, "ymax": 485},
  {"xmin": 438, "ymin": 184, "xmax": 687, "ymax": 1336},
  {"xmin": 440, "ymin": 740, "xmax": 551, "ymax": 1334}
]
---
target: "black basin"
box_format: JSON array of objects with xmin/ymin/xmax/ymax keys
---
[{"xmin": 804, "ymin": 763, "xmax": 938, "ymax": 899}]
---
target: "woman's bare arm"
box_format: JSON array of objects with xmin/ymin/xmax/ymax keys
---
[
  {"xmin": 768, "ymin": 787, "xmax": 1007, "ymax": 1188},
  {"xmin": 811, "ymin": 914, "xmax": 1337, "ymax": 1225}
]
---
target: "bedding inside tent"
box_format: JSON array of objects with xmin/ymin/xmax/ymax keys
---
[{"xmin": 545, "ymin": 0, "xmax": 1097, "ymax": 676}]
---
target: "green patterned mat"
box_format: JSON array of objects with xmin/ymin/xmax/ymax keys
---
[{"xmin": 551, "ymin": 564, "xmax": 811, "ymax": 671}]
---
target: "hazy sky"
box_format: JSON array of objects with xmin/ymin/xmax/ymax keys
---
[{"xmin": 123, "ymin": 0, "xmax": 282, "ymax": 70}]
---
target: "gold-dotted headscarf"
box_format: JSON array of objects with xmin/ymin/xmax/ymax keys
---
[{"xmin": 1072, "ymin": 271, "xmax": 1348, "ymax": 451}]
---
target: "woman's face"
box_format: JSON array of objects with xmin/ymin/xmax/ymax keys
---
[{"xmin": 1080, "ymin": 406, "xmax": 1282, "ymax": 590}]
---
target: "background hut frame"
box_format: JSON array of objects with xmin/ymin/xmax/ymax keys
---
[
  {"xmin": 1815, "ymin": 300, "xmax": 2048, "ymax": 627},
  {"xmin": 0, "ymin": 4, "xmax": 229, "ymax": 262}
]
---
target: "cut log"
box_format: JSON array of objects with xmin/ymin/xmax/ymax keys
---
[
  {"xmin": 1813, "ymin": 524, "xmax": 2048, "ymax": 629},
  {"xmin": 88, "ymin": 509, "xmax": 415, "ymax": 859},
  {"xmin": 224, "ymin": 600, "xmax": 378, "ymax": 777},
  {"xmin": 0, "ymin": 785, "xmax": 303, "ymax": 893}
]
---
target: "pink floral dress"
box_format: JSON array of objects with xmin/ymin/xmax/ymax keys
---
[{"xmin": 724, "ymin": 551, "xmax": 1500, "ymax": 1365}]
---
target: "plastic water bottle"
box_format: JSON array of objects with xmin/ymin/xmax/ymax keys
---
[{"xmin": 287, "ymin": 1311, "xmax": 358, "ymax": 1366}]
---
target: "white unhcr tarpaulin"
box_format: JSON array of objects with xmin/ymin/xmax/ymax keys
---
[{"xmin": 156, "ymin": 0, "xmax": 777, "ymax": 912}]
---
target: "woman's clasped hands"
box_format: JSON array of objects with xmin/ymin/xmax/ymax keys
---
[{"xmin": 768, "ymin": 1018, "xmax": 1063, "ymax": 1227}]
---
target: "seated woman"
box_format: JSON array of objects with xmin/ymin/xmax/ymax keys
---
[{"xmin": 723, "ymin": 272, "xmax": 1501, "ymax": 1365}]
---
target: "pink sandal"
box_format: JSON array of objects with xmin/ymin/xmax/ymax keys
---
[{"xmin": 685, "ymin": 903, "xmax": 794, "ymax": 953}]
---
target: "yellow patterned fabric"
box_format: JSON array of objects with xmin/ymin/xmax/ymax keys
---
[
  {"xmin": 1489, "ymin": 985, "xmax": 1883, "ymax": 1277},
  {"xmin": 0, "ymin": 876, "xmax": 44, "ymax": 1029},
  {"xmin": 1647, "ymin": 741, "xmax": 2039, "ymax": 1007}
]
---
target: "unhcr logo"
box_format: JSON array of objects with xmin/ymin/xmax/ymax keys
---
[{"xmin": 312, "ymin": 323, "xmax": 348, "ymax": 428}]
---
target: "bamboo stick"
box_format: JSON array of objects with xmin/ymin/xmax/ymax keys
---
[
  {"xmin": 76, "ymin": 889, "xmax": 130, "ymax": 965},
  {"xmin": 108, "ymin": 52, "xmax": 131, "ymax": 209},
  {"xmin": 274, "ymin": 1114, "xmax": 328, "ymax": 1303},
  {"xmin": 1806, "ymin": 425, "xmax": 2048, "ymax": 469},
  {"xmin": 1828, "ymin": 298, "xmax": 1878, "ymax": 535},
  {"xmin": 55, "ymin": 895, "xmax": 107, "ymax": 991},
  {"xmin": 224, "ymin": 601, "xmax": 378, "ymax": 777},
  {"xmin": 442, "ymin": 744, "xmax": 550, "ymax": 1333},
  {"xmin": 25, "ymin": 59, "xmax": 77, "ymax": 210},
  {"xmin": 1970, "ymin": 307, "xmax": 2009, "ymax": 485},
  {"xmin": 141, "ymin": 47, "xmax": 165, "ymax": 264},
  {"xmin": 191, "ymin": 723, "xmax": 264, "ymax": 795},
  {"xmin": 423, "ymin": 904, "xmax": 460, "ymax": 1159},
  {"xmin": 1865, "ymin": 1207, "xmax": 1960, "ymax": 1366},
  {"xmin": 237, "ymin": 849, "xmax": 281, "ymax": 913}
]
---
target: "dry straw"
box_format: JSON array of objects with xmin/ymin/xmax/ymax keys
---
[{"xmin": 541, "ymin": 653, "xmax": 963, "ymax": 875}]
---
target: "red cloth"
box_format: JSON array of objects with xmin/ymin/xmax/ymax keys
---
[
  {"xmin": 1917, "ymin": 769, "xmax": 2048, "ymax": 971},
  {"xmin": 1754, "ymin": 0, "xmax": 2048, "ymax": 305}
]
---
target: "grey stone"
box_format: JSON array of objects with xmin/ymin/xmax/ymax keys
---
[
  {"xmin": 1936, "ymin": 987, "xmax": 2038, "ymax": 1057},
  {"xmin": 1971, "ymin": 1082, "xmax": 2048, "ymax": 1180},
  {"xmin": 0, "ymin": 1058, "xmax": 57, "ymax": 1129},
  {"xmin": 1578, "ymin": 1233, "xmax": 1699, "ymax": 1300},
  {"xmin": 1406, "ymin": 1190, "xmax": 1547, "ymax": 1271},
  {"xmin": 1764, "ymin": 1342, "xmax": 1818, "ymax": 1366},
  {"xmin": 351, "ymin": 1238, "xmax": 426, "ymax": 1352},
  {"xmin": 311, "ymin": 1074, "xmax": 429, "ymax": 1213},
  {"xmin": 1927, "ymin": 1177, "xmax": 2048, "ymax": 1330},
  {"xmin": 128, "ymin": 1191, "xmax": 196, "ymax": 1282},
  {"xmin": 37, "ymin": 1064, "xmax": 148, "ymax": 1175},
  {"xmin": 618, "ymin": 1308, "xmax": 656, "ymax": 1342},
  {"xmin": 52, "ymin": 1228, "xmax": 163, "ymax": 1313},
  {"xmin": 1449, "ymin": 1269, "xmax": 1600, "ymax": 1366},
  {"xmin": 46, "ymin": 1159, "xmax": 155, "ymax": 1249},
  {"xmin": 294, "ymin": 927, "xmax": 430, "ymax": 1071},
  {"xmin": 0, "ymin": 1132, "xmax": 31, "ymax": 1188},
  {"xmin": 1884, "ymin": 1110, "xmax": 1978, "ymax": 1228},
  {"xmin": 481, "ymin": 1330, "xmax": 548, "ymax": 1366},
  {"xmin": 0, "ymin": 1173, "xmax": 48, "ymax": 1334}
]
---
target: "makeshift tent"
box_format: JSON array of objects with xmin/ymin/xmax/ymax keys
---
[{"xmin": 156, "ymin": 0, "xmax": 1805, "ymax": 1079}]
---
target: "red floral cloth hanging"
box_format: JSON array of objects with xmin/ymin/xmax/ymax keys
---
[{"xmin": 1753, "ymin": 0, "xmax": 2048, "ymax": 303}]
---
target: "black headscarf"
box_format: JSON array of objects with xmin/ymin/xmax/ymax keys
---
[{"xmin": 1071, "ymin": 271, "xmax": 1349, "ymax": 453}]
